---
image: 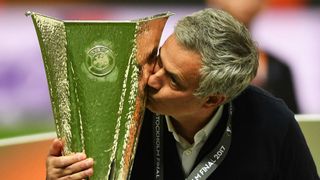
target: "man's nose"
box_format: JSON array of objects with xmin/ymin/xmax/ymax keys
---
[{"xmin": 147, "ymin": 65, "xmax": 164, "ymax": 90}]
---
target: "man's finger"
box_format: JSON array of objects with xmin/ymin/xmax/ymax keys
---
[
  {"xmin": 48, "ymin": 138, "xmax": 63, "ymax": 156},
  {"xmin": 50, "ymin": 153, "xmax": 87, "ymax": 168},
  {"xmin": 60, "ymin": 168, "xmax": 94, "ymax": 180},
  {"xmin": 61, "ymin": 158, "xmax": 94, "ymax": 176}
]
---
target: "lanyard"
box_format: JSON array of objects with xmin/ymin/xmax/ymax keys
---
[
  {"xmin": 153, "ymin": 103, "xmax": 233, "ymax": 180},
  {"xmin": 153, "ymin": 113, "xmax": 164, "ymax": 180}
]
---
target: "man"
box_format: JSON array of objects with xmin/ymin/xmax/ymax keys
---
[{"xmin": 46, "ymin": 9, "xmax": 318, "ymax": 179}]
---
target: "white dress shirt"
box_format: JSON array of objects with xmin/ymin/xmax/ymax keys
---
[{"xmin": 165, "ymin": 105, "xmax": 224, "ymax": 177}]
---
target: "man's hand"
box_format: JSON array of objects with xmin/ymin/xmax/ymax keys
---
[{"xmin": 46, "ymin": 138, "xmax": 94, "ymax": 180}]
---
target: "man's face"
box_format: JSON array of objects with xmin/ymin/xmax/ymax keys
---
[{"xmin": 146, "ymin": 34, "xmax": 207, "ymax": 119}]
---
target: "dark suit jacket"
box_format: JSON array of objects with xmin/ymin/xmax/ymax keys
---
[{"xmin": 131, "ymin": 86, "xmax": 318, "ymax": 180}]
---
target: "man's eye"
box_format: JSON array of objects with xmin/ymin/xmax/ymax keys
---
[{"xmin": 170, "ymin": 77, "xmax": 179, "ymax": 87}]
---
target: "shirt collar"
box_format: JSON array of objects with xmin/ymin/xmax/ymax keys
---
[{"xmin": 166, "ymin": 105, "xmax": 224, "ymax": 148}]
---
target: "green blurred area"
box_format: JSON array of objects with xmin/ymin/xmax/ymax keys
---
[
  {"xmin": 298, "ymin": 121, "xmax": 320, "ymax": 175},
  {"xmin": 0, "ymin": 120, "xmax": 55, "ymax": 139}
]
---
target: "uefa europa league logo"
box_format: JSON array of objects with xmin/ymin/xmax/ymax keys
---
[{"xmin": 86, "ymin": 45, "xmax": 115, "ymax": 76}]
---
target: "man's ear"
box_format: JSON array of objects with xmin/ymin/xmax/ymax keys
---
[{"xmin": 203, "ymin": 95, "xmax": 226, "ymax": 108}]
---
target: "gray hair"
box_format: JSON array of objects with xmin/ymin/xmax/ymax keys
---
[{"xmin": 174, "ymin": 8, "xmax": 258, "ymax": 102}]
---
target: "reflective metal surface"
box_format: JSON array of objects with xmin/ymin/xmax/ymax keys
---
[{"xmin": 28, "ymin": 11, "xmax": 172, "ymax": 180}]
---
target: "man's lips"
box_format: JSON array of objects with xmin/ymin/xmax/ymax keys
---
[
  {"xmin": 147, "ymin": 93, "xmax": 154, "ymax": 102},
  {"xmin": 146, "ymin": 92, "xmax": 157, "ymax": 104},
  {"xmin": 145, "ymin": 85, "xmax": 157, "ymax": 96}
]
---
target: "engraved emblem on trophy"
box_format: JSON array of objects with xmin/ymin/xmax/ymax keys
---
[
  {"xmin": 27, "ymin": 11, "xmax": 173, "ymax": 180},
  {"xmin": 86, "ymin": 45, "xmax": 115, "ymax": 76}
]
